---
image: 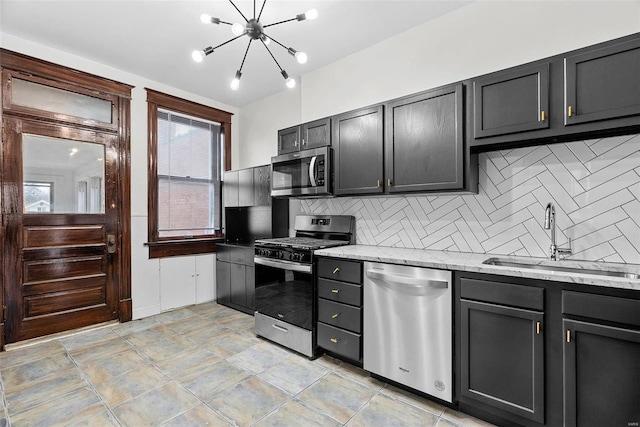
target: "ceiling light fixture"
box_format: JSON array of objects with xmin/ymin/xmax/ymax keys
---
[{"xmin": 192, "ymin": 0, "xmax": 317, "ymax": 91}]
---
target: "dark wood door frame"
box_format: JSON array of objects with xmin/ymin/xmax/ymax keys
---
[{"xmin": 0, "ymin": 49, "xmax": 132, "ymax": 350}]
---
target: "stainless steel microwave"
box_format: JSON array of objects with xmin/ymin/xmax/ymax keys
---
[{"xmin": 270, "ymin": 146, "xmax": 332, "ymax": 197}]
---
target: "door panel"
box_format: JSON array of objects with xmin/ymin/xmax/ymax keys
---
[{"xmin": 3, "ymin": 117, "xmax": 119, "ymax": 344}]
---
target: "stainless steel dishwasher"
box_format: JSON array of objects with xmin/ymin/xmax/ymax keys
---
[{"xmin": 363, "ymin": 261, "xmax": 452, "ymax": 403}]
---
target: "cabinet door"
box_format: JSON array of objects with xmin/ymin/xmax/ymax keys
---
[
  {"xmin": 253, "ymin": 165, "xmax": 271, "ymax": 206},
  {"xmin": 215, "ymin": 260, "xmax": 231, "ymax": 303},
  {"xmin": 229, "ymin": 263, "xmax": 246, "ymax": 307},
  {"xmin": 223, "ymin": 170, "xmax": 239, "ymax": 207},
  {"xmin": 565, "ymin": 37, "xmax": 640, "ymax": 125},
  {"xmin": 460, "ymin": 299, "xmax": 544, "ymax": 423},
  {"xmin": 302, "ymin": 117, "xmax": 331, "ymax": 150},
  {"xmin": 386, "ymin": 84, "xmax": 464, "ymax": 193},
  {"xmin": 159, "ymin": 257, "xmax": 197, "ymax": 311},
  {"xmin": 473, "ymin": 64, "xmax": 550, "ymax": 138},
  {"xmin": 238, "ymin": 168, "xmax": 254, "ymax": 207},
  {"xmin": 563, "ymin": 319, "xmax": 640, "ymax": 427},
  {"xmin": 333, "ymin": 105, "xmax": 384, "ymax": 195},
  {"xmin": 278, "ymin": 125, "xmax": 300, "ymax": 154},
  {"xmin": 245, "ymin": 265, "xmax": 255, "ymax": 311},
  {"xmin": 195, "ymin": 255, "xmax": 215, "ymax": 304}
]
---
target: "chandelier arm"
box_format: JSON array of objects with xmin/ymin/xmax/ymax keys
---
[
  {"xmin": 211, "ymin": 33, "xmax": 246, "ymax": 51},
  {"xmin": 238, "ymin": 40, "xmax": 253, "ymax": 72},
  {"xmin": 229, "ymin": 0, "xmax": 249, "ymax": 22},
  {"xmin": 260, "ymin": 39, "xmax": 284, "ymax": 72},
  {"xmin": 257, "ymin": 0, "xmax": 267, "ymax": 21},
  {"xmin": 263, "ymin": 17, "xmax": 298, "ymax": 28},
  {"xmin": 261, "ymin": 33, "xmax": 293, "ymax": 52}
]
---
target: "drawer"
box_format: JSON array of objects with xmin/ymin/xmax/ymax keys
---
[
  {"xmin": 217, "ymin": 244, "xmax": 251, "ymax": 265},
  {"xmin": 318, "ymin": 258, "xmax": 362, "ymax": 284},
  {"xmin": 318, "ymin": 278, "xmax": 362, "ymax": 306},
  {"xmin": 563, "ymin": 291, "xmax": 640, "ymax": 327},
  {"xmin": 317, "ymin": 322, "xmax": 361, "ymax": 362},
  {"xmin": 460, "ymin": 278, "xmax": 544, "ymax": 311},
  {"xmin": 318, "ymin": 299, "xmax": 362, "ymax": 333}
]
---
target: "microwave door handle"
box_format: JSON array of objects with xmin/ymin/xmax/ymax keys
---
[{"xmin": 309, "ymin": 156, "xmax": 317, "ymax": 187}]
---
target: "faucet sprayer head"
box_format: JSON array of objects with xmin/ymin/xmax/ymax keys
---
[{"xmin": 544, "ymin": 203, "xmax": 554, "ymax": 230}]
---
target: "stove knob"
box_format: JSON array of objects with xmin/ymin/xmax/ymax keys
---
[
  {"xmin": 278, "ymin": 251, "xmax": 285, "ymax": 259},
  {"xmin": 291, "ymin": 253, "xmax": 299, "ymax": 262}
]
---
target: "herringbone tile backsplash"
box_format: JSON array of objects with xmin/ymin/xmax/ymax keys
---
[{"xmin": 302, "ymin": 134, "xmax": 640, "ymax": 263}]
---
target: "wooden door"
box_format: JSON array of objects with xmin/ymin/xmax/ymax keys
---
[
  {"xmin": 277, "ymin": 125, "xmax": 300, "ymax": 154},
  {"xmin": 385, "ymin": 84, "xmax": 464, "ymax": 193},
  {"xmin": 473, "ymin": 64, "xmax": 550, "ymax": 138},
  {"xmin": 333, "ymin": 105, "xmax": 384, "ymax": 195},
  {"xmin": 565, "ymin": 37, "xmax": 640, "ymax": 126},
  {"xmin": 302, "ymin": 117, "xmax": 330, "ymax": 150},
  {"xmin": 563, "ymin": 319, "xmax": 640, "ymax": 427},
  {"xmin": 460, "ymin": 299, "xmax": 545, "ymax": 423},
  {"xmin": 2, "ymin": 117, "xmax": 120, "ymax": 344}
]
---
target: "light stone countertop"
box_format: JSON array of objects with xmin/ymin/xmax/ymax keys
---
[{"xmin": 314, "ymin": 245, "xmax": 640, "ymax": 291}]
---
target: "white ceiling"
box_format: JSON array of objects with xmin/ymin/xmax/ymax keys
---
[{"xmin": 1, "ymin": 0, "xmax": 473, "ymax": 108}]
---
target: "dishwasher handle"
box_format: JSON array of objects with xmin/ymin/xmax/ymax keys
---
[{"xmin": 366, "ymin": 269, "xmax": 448, "ymax": 289}]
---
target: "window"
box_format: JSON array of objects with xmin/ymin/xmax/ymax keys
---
[
  {"xmin": 24, "ymin": 181, "xmax": 53, "ymax": 212},
  {"xmin": 146, "ymin": 89, "xmax": 232, "ymax": 258}
]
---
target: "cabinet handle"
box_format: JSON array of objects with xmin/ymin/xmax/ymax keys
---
[
  {"xmin": 331, "ymin": 289, "xmax": 340, "ymax": 294},
  {"xmin": 536, "ymin": 322, "xmax": 541, "ymax": 335},
  {"xmin": 540, "ymin": 110, "xmax": 546, "ymax": 122},
  {"xmin": 567, "ymin": 105, "xmax": 573, "ymax": 117},
  {"xmin": 330, "ymin": 338, "xmax": 339, "ymax": 343},
  {"xmin": 377, "ymin": 179, "xmax": 381, "ymax": 188},
  {"xmin": 387, "ymin": 178, "xmax": 392, "ymax": 187},
  {"xmin": 566, "ymin": 330, "xmax": 571, "ymax": 343},
  {"xmin": 302, "ymin": 138, "xmax": 306, "ymax": 145},
  {"xmin": 331, "ymin": 313, "xmax": 340, "ymax": 319},
  {"xmin": 294, "ymin": 140, "xmax": 298, "ymax": 147},
  {"xmin": 332, "ymin": 267, "xmax": 340, "ymax": 274}
]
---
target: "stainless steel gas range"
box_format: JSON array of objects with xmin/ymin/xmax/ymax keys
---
[{"xmin": 253, "ymin": 215, "xmax": 355, "ymax": 357}]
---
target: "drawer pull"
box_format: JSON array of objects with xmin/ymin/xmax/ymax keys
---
[
  {"xmin": 331, "ymin": 313, "xmax": 340, "ymax": 319},
  {"xmin": 332, "ymin": 267, "xmax": 340, "ymax": 274},
  {"xmin": 331, "ymin": 289, "xmax": 340, "ymax": 294},
  {"xmin": 330, "ymin": 338, "xmax": 339, "ymax": 343},
  {"xmin": 273, "ymin": 324, "xmax": 288, "ymax": 333}
]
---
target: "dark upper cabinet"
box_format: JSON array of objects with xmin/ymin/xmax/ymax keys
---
[
  {"xmin": 333, "ymin": 105, "xmax": 384, "ymax": 196},
  {"xmin": 277, "ymin": 125, "xmax": 300, "ymax": 154},
  {"xmin": 237, "ymin": 168, "xmax": 254, "ymax": 207},
  {"xmin": 564, "ymin": 37, "xmax": 640, "ymax": 126},
  {"xmin": 562, "ymin": 292, "xmax": 640, "ymax": 427},
  {"xmin": 224, "ymin": 165, "xmax": 271, "ymax": 208},
  {"xmin": 302, "ymin": 117, "xmax": 331, "ymax": 150},
  {"xmin": 253, "ymin": 165, "xmax": 271, "ymax": 206},
  {"xmin": 223, "ymin": 170, "xmax": 239, "ymax": 207},
  {"xmin": 459, "ymin": 278, "xmax": 545, "ymax": 424},
  {"xmin": 473, "ymin": 64, "xmax": 550, "ymax": 138},
  {"xmin": 277, "ymin": 118, "xmax": 331, "ymax": 154},
  {"xmin": 385, "ymin": 84, "xmax": 465, "ymax": 193}
]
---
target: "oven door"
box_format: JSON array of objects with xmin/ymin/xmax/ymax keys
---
[
  {"xmin": 254, "ymin": 256, "xmax": 315, "ymax": 356},
  {"xmin": 270, "ymin": 147, "xmax": 331, "ymax": 197}
]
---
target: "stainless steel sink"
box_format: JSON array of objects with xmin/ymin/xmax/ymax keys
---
[{"xmin": 482, "ymin": 257, "xmax": 640, "ymax": 280}]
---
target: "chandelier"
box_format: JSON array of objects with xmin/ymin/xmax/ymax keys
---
[{"xmin": 192, "ymin": 0, "xmax": 318, "ymax": 91}]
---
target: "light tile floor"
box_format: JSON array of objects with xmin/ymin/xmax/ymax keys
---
[{"xmin": 0, "ymin": 302, "xmax": 495, "ymax": 427}]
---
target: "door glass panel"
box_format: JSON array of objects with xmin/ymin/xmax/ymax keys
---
[
  {"xmin": 22, "ymin": 134, "xmax": 105, "ymax": 213},
  {"xmin": 12, "ymin": 78, "xmax": 113, "ymax": 123}
]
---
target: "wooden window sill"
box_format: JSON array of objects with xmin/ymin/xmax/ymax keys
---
[{"xmin": 145, "ymin": 237, "xmax": 224, "ymax": 258}]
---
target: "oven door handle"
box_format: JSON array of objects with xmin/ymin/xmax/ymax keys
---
[
  {"xmin": 309, "ymin": 156, "xmax": 317, "ymax": 187},
  {"xmin": 254, "ymin": 257, "xmax": 312, "ymax": 274}
]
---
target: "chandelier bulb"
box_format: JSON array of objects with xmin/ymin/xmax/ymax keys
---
[
  {"xmin": 260, "ymin": 35, "xmax": 271, "ymax": 45},
  {"xmin": 200, "ymin": 14, "xmax": 211, "ymax": 24},
  {"xmin": 230, "ymin": 71, "xmax": 242, "ymax": 91},
  {"xmin": 295, "ymin": 51, "xmax": 308, "ymax": 64},
  {"xmin": 231, "ymin": 23, "xmax": 245, "ymax": 36},
  {"xmin": 286, "ymin": 77, "xmax": 296, "ymax": 88},
  {"xmin": 306, "ymin": 9, "xmax": 318, "ymax": 20},
  {"xmin": 192, "ymin": 50, "xmax": 205, "ymax": 62}
]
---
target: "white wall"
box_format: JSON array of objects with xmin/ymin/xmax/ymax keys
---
[
  {"xmin": 1, "ymin": 33, "xmax": 238, "ymax": 319},
  {"xmin": 239, "ymin": 1, "xmax": 640, "ymax": 161}
]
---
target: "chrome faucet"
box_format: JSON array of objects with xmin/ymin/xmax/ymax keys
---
[{"xmin": 544, "ymin": 202, "xmax": 572, "ymax": 260}]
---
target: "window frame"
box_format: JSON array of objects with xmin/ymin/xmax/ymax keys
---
[{"xmin": 146, "ymin": 89, "xmax": 232, "ymax": 258}]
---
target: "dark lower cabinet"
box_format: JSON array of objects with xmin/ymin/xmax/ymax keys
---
[
  {"xmin": 562, "ymin": 291, "xmax": 640, "ymax": 427},
  {"xmin": 216, "ymin": 244, "xmax": 255, "ymax": 314},
  {"xmin": 459, "ymin": 278, "xmax": 545, "ymax": 424}
]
